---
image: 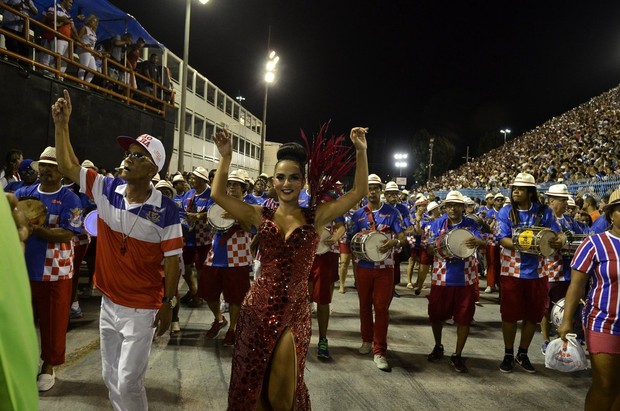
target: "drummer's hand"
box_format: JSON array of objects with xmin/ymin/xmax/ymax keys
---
[
  {"xmin": 350, "ymin": 127, "xmax": 368, "ymax": 150},
  {"xmin": 378, "ymin": 239, "xmax": 398, "ymax": 253},
  {"xmin": 52, "ymin": 89, "xmax": 72, "ymax": 126},
  {"xmin": 549, "ymin": 236, "xmax": 564, "ymax": 249},
  {"xmin": 323, "ymin": 236, "xmax": 338, "ymax": 246},
  {"xmin": 213, "ymin": 128, "xmax": 232, "ymax": 157},
  {"xmin": 221, "ymin": 211, "xmax": 232, "ymax": 220}
]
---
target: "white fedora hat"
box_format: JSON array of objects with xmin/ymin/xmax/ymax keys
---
[
  {"xmin": 192, "ymin": 166, "xmax": 210, "ymax": 182},
  {"xmin": 384, "ymin": 181, "xmax": 400, "ymax": 192},
  {"xmin": 368, "ymin": 174, "xmax": 384, "ymax": 187},
  {"xmin": 545, "ymin": 183, "xmax": 570, "ymax": 198},
  {"xmin": 511, "ymin": 172, "xmax": 536, "ymax": 187},
  {"xmin": 427, "ymin": 201, "xmax": 440, "ymax": 212},
  {"xmin": 444, "ymin": 190, "xmax": 465, "ymax": 204},
  {"xmin": 31, "ymin": 146, "xmax": 57, "ymax": 172}
]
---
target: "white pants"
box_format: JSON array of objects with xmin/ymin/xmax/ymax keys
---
[
  {"xmin": 100, "ymin": 296, "xmax": 157, "ymax": 411},
  {"xmin": 39, "ymin": 39, "xmax": 69, "ymax": 72},
  {"xmin": 78, "ymin": 51, "xmax": 97, "ymax": 83}
]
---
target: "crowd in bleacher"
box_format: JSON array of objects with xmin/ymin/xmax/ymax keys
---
[{"xmin": 423, "ymin": 85, "xmax": 620, "ymax": 194}]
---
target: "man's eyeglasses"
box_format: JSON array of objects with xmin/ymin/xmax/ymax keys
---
[{"xmin": 124, "ymin": 151, "xmax": 153, "ymax": 164}]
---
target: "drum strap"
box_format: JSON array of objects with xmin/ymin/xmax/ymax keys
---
[
  {"xmin": 218, "ymin": 224, "xmax": 242, "ymax": 245},
  {"xmin": 364, "ymin": 206, "xmax": 377, "ymax": 230}
]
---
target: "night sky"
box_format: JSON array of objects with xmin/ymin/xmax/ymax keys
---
[{"xmin": 110, "ymin": 1, "xmax": 620, "ymax": 180}]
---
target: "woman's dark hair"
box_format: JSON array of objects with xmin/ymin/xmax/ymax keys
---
[{"xmin": 275, "ymin": 142, "xmax": 307, "ymax": 178}]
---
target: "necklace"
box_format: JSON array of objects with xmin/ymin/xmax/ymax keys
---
[{"xmin": 120, "ymin": 197, "xmax": 147, "ymax": 256}]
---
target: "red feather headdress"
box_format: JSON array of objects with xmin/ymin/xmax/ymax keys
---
[{"xmin": 301, "ymin": 122, "xmax": 356, "ymax": 208}]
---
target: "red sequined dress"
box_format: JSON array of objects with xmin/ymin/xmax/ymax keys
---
[{"xmin": 227, "ymin": 206, "xmax": 319, "ymax": 410}]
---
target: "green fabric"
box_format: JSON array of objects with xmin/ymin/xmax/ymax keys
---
[{"xmin": 0, "ymin": 194, "xmax": 39, "ymax": 410}]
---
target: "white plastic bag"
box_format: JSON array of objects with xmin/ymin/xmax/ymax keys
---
[{"xmin": 544, "ymin": 333, "xmax": 589, "ymax": 372}]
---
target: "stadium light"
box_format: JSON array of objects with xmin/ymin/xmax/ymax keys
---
[
  {"xmin": 500, "ymin": 129, "xmax": 511, "ymax": 144},
  {"xmin": 394, "ymin": 153, "xmax": 407, "ymax": 176},
  {"xmin": 177, "ymin": 0, "xmax": 210, "ymax": 172},
  {"xmin": 259, "ymin": 49, "xmax": 279, "ymax": 174}
]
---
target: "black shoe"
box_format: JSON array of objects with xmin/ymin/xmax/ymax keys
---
[
  {"xmin": 516, "ymin": 353, "xmax": 536, "ymax": 373},
  {"xmin": 393, "ymin": 290, "xmax": 400, "ymax": 298},
  {"xmin": 499, "ymin": 355, "xmax": 515, "ymax": 373},
  {"xmin": 450, "ymin": 354, "xmax": 467, "ymax": 373},
  {"xmin": 427, "ymin": 345, "xmax": 444, "ymax": 362}
]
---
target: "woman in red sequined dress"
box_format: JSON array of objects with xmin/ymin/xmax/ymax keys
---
[{"xmin": 211, "ymin": 126, "xmax": 368, "ymax": 410}]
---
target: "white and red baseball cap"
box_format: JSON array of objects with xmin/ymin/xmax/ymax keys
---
[{"xmin": 117, "ymin": 134, "xmax": 166, "ymax": 172}]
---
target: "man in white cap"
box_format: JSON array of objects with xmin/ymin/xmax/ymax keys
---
[
  {"xmin": 406, "ymin": 196, "xmax": 435, "ymax": 295},
  {"xmin": 52, "ymin": 90, "xmax": 183, "ymax": 410},
  {"xmin": 483, "ymin": 193, "xmax": 505, "ymax": 293},
  {"xmin": 479, "ymin": 193, "xmax": 495, "ymax": 217},
  {"xmin": 425, "ymin": 190, "xmax": 485, "ymax": 373},
  {"xmin": 540, "ymin": 184, "xmax": 586, "ymax": 353},
  {"xmin": 180, "ymin": 166, "xmax": 212, "ymax": 307},
  {"xmin": 384, "ymin": 181, "xmax": 413, "ymax": 297},
  {"xmin": 495, "ymin": 172, "xmax": 564, "ymax": 373},
  {"xmin": 350, "ymin": 174, "xmax": 405, "ymax": 371},
  {"xmin": 196, "ymin": 170, "xmax": 252, "ymax": 346},
  {"xmin": 14, "ymin": 146, "xmax": 83, "ymax": 391},
  {"xmin": 171, "ymin": 174, "xmax": 187, "ymax": 208}
]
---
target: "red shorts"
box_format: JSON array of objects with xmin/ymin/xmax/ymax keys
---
[
  {"xmin": 500, "ymin": 276, "xmax": 548, "ymax": 323},
  {"xmin": 197, "ymin": 265, "xmax": 250, "ymax": 305},
  {"xmin": 183, "ymin": 244, "xmax": 210, "ymax": 268},
  {"xmin": 544, "ymin": 281, "xmax": 570, "ymax": 313},
  {"xmin": 427, "ymin": 284, "xmax": 476, "ymax": 325},
  {"xmin": 410, "ymin": 247, "xmax": 433, "ymax": 265},
  {"xmin": 585, "ymin": 328, "xmax": 620, "ymax": 355},
  {"xmin": 310, "ymin": 252, "xmax": 339, "ymax": 304}
]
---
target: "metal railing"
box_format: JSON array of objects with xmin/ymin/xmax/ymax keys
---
[{"xmin": 0, "ymin": 3, "xmax": 173, "ymax": 116}]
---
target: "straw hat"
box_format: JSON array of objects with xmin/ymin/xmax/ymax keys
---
[
  {"xmin": 603, "ymin": 188, "xmax": 620, "ymax": 211},
  {"xmin": 384, "ymin": 181, "xmax": 400, "ymax": 192},
  {"xmin": 402, "ymin": 189, "xmax": 410, "ymax": 196},
  {"xmin": 485, "ymin": 193, "xmax": 494, "ymax": 200},
  {"xmin": 414, "ymin": 195, "xmax": 428, "ymax": 206},
  {"xmin": 427, "ymin": 201, "xmax": 440, "ymax": 212},
  {"xmin": 81, "ymin": 159, "xmax": 98, "ymax": 171},
  {"xmin": 154, "ymin": 179, "xmax": 174, "ymax": 192},
  {"xmin": 192, "ymin": 166, "xmax": 210, "ymax": 182},
  {"xmin": 368, "ymin": 174, "xmax": 383, "ymax": 187},
  {"xmin": 494, "ymin": 192, "xmax": 505, "ymax": 200},
  {"xmin": 172, "ymin": 174, "xmax": 185, "ymax": 183},
  {"xmin": 544, "ymin": 183, "xmax": 570, "ymax": 198},
  {"xmin": 511, "ymin": 172, "xmax": 536, "ymax": 187},
  {"xmin": 228, "ymin": 170, "xmax": 247, "ymax": 185},
  {"xmin": 31, "ymin": 146, "xmax": 57, "ymax": 172},
  {"xmin": 444, "ymin": 190, "xmax": 465, "ymax": 204},
  {"xmin": 567, "ymin": 195, "xmax": 576, "ymax": 207}
]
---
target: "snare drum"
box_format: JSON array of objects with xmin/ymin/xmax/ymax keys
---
[
  {"xmin": 15, "ymin": 197, "xmax": 47, "ymax": 226},
  {"xmin": 207, "ymin": 203, "xmax": 235, "ymax": 231},
  {"xmin": 560, "ymin": 233, "xmax": 588, "ymax": 257},
  {"xmin": 435, "ymin": 228, "xmax": 476, "ymax": 260},
  {"xmin": 83, "ymin": 210, "xmax": 98, "ymax": 236},
  {"xmin": 350, "ymin": 230, "xmax": 390, "ymax": 262},
  {"xmin": 512, "ymin": 226, "xmax": 556, "ymax": 257},
  {"xmin": 316, "ymin": 227, "xmax": 332, "ymax": 255}
]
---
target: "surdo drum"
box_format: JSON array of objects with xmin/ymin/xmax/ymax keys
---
[
  {"xmin": 351, "ymin": 230, "xmax": 390, "ymax": 262},
  {"xmin": 207, "ymin": 203, "xmax": 235, "ymax": 231},
  {"xmin": 83, "ymin": 210, "xmax": 98, "ymax": 236},
  {"xmin": 512, "ymin": 226, "xmax": 556, "ymax": 257},
  {"xmin": 434, "ymin": 228, "xmax": 476, "ymax": 260}
]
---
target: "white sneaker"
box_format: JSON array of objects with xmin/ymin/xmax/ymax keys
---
[
  {"xmin": 171, "ymin": 321, "xmax": 181, "ymax": 333},
  {"xmin": 37, "ymin": 370, "xmax": 55, "ymax": 391},
  {"xmin": 374, "ymin": 354, "xmax": 390, "ymax": 370},
  {"xmin": 406, "ymin": 282, "xmax": 414, "ymax": 289},
  {"xmin": 484, "ymin": 286, "xmax": 493, "ymax": 293},
  {"xmin": 359, "ymin": 341, "xmax": 372, "ymax": 355}
]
